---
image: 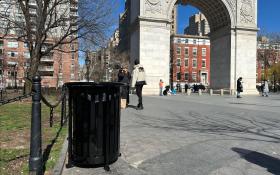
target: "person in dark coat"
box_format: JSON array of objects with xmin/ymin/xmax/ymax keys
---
[
  {"xmin": 237, "ymin": 77, "xmax": 243, "ymax": 98},
  {"xmin": 118, "ymin": 65, "xmax": 131, "ymax": 106}
]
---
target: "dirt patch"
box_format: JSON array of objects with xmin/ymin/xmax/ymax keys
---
[
  {"xmin": 0, "ymin": 130, "xmax": 30, "ymax": 149},
  {"xmin": 5, "ymin": 156, "xmax": 28, "ymax": 175}
]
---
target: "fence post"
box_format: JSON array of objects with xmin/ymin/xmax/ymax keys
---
[
  {"xmin": 29, "ymin": 75, "xmax": 42, "ymax": 175},
  {"xmin": 0, "ymin": 89, "xmax": 2, "ymax": 101},
  {"xmin": 187, "ymin": 89, "xmax": 191, "ymax": 96},
  {"xmin": 198, "ymin": 89, "xmax": 202, "ymax": 96},
  {"xmin": 61, "ymin": 88, "xmax": 66, "ymax": 127},
  {"xmin": 220, "ymin": 89, "xmax": 224, "ymax": 96},
  {"xmin": 209, "ymin": 89, "xmax": 213, "ymax": 96},
  {"xmin": 230, "ymin": 89, "xmax": 235, "ymax": 96}
]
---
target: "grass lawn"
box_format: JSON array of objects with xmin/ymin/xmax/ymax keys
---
[{"xmin": 0, "ymin": 95, "xmax": 67, "ymax": 175}]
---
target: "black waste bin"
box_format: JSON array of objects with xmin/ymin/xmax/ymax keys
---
[{"xmin": 66, "ymin": 82, "xmax": 123, "ymax": 169}]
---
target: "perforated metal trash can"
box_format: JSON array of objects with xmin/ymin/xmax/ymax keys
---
[{"xmin": 66, "ymin": 82, "xmax": 123, "ymax": 168}]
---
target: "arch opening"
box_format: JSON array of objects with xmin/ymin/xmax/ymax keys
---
[{"xmin": 170, "ymin": 0, "xmax": 233, "ymax": 33}]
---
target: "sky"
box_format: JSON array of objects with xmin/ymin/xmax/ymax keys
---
[{"xmin": 115, "ymin": 0, "xmax": 280, "ymax": 34}]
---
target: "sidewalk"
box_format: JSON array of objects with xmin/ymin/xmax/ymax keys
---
[{"xmin": 62, "ymin": 94, "xmax": 280, "ymax": 175}]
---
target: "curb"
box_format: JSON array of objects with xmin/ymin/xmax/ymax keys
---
[{"xmin": 53, "ymin": 135, "xmax": 68, "ymax": 175}]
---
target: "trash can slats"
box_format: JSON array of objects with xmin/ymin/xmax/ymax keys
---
[{"xmin": 66, "ymin": 82, "xmax": 123, "ymax": 167}]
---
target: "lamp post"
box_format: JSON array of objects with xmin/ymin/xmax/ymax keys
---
[
  {"xmin": 85, "ymin": 51, "xmax": 91, "ymax": 82},
  {"xmin": 273, "ymin": 71, "xmax": 276, "ymax": 92},
  {"xmin": 23, "ymin": 64, "xmax": 30, "ymax": 95},
  {"xmin": 12, "ymin": 63, "xmax": 18, "ymax": 90}
]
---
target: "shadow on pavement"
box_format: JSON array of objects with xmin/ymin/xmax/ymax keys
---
[
  {"xmin": 232, "ymin": 147, "xmax": 280, "ymax": 175},
  {"xmin": 127, "ymin": 104, "xmax": 138, "ymax": 109},
  {"xmin": 135, "ymin": 110, "xmax": 280, "ymax": 143}
]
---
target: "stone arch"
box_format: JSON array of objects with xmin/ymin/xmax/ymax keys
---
[
  {"xmin": 130, "ymin": 0, "xmax": 258, "ymax": 95},
  {"xmin": 167, "ymin": 0, "xmax": 236, "ymax": 31}
]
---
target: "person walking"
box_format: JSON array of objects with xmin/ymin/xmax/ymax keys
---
[
  {"xmin": 159, "ymin": 79, "xmax": 164, "ymax": 96},
  {"xmin": 131, "ymin": 59, "xmax": 146, "ymax": 110},
  {"xmin": 237, "ymin": 77, "xmax": 243, "ymax": 98},
  {"xmin": 118, "ymin": 65, "xmax": 131, "ymax": 108},
  {"xmin": 263, "ymin": 80, "xmax": 269, "ymax": 97}
]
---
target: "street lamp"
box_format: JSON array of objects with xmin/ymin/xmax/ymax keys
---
[{"xmin": 85, "ymin": 51, "xmax": 91, "ymax": 82}]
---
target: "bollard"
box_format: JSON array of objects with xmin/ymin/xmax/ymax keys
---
[
  {"xmin": 29, "ymin": 75, "xmax": 43, "ymax": 175},
  {"xmin": 220, "ymin": 89, "xmax": 224, "ymax": 96},
  {"xmin": 210, "ymin": 89, "xmax": 213, "ymax": 96},
  {"xmin": 0, "ymin": 89, "xmax": 2, "ymax": 101},
  {"xmin": 230, "ymin": 89, "xmax": 235, "ymax": 96},
  {"xmin": 187, "ymin": 89, "xmax": 191, "ymax": 96},
  {"xmin": 198, "ymin": 89, "xmax": 202, "ymax": 96}
]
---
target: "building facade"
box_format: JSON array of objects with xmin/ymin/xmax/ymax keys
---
[
  {"xmin": 170, "ymin": 34, "xmax": 210, "ymax": 88},
  {"xmin": 0, "ymin": 0, "xmax": 79, "ymax": 88},
  {"xmin": 118, "ymin": 0, "xmax": 131, "ymax": 53},
  {"xmin": 184, "ymin": 12, "xmax": 210, "ymax": 36},
  {"xmin": 256, "ymin": 37, "xmax": 280, "ymax": 83},
  {"xmin": 0, "ymin": 36, "xmax": 79, "ymax": 88}
]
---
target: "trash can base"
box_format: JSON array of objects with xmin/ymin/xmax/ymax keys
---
[{"xmin": 71, "ymin": 154, "xmax": 119, "ymax": 168}]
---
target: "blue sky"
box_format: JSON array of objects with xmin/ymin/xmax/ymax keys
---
[{"xmin": 115, "ymin": 0, "xmax": 280, "ymax": 34}]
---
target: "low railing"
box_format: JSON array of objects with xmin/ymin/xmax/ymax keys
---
[
  {"xmin": 0, "ymin": 75, "xmax": 69, "ymax": 175},
  {"xmin": 29, "ymin": 75, "xmax": 68, "ymax": 174}
]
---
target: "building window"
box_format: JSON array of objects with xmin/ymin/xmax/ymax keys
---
[
  {"xmin": 202, "ymin": 48, "xmax": 206, "ymax": 56},
  {"xmin": 185, "ymin": 58, "xmax": 189, "ymax": 67},
  {"xmin": 192, "ymin": 59, "xmax": 197, "ymax": 68},
  {"xmin": 72, "ymin": 53, "xmax": 75, "ymax": 60},
  {"xmin": 177, "ymin": 72, "xmax": 181, "ymax": 81},
  {"xmin": 71, "ymin": 64, "xmax": 75, "ymax": 72},
  {"xmin": 185, "ymin": 73, "xmax": 189, "ymax": 81},
  {"xmin": 176, "ymin": 47, "xmax": 181, "ymax": 55},
  {"xmin": 24, "ymin": 42, "xmax": 29, "ymax": 48},
  {"xmin": 202, "ymin": 39, "xmax": 206, "ymax": 45},
  {"xmin": 193, "ymin": 39, "xmax": 197, "ymax": 45},
  {"xmin": 71, "ymin": 74, "xmax": 75, "ymax": 79},
  {"xmin": 192, "ymin": 73, "xmax": 197, "ymax": 81},
  {"xmin": 193, "ymin": 48, "xmax": 197, "ymax": 57},
  {"xmin": 184, "ymin": 47, "xmax": 189, "ymax": 57},
  {"xmin": 177, "ymin": 58, "xmax": 181, "ymax": 66},
  {"xmin": 177, "ymin": 38, "xmax": 181, "ymax": 43},
  {"xmin": 7, "ymin": 51, "xmax": 18, "ymax": 57},
  {"xmin": 71, "ymin": 44, "xmax": 75, "ymax": 51},
  {"xmin": 261, "ymin": 63, "xmax": 264, "ymax": 70},
  {"xmin": 185, "ymin": 39, "xmax": 188, "ymax": 44},
  {"xmin": 7, "ymin": 41, "xmax": 18, "ymax": 48},
  {"xmin": 24, "ymin": 52, "xmax": 30, "ymax": 59},
  {"xmin": 202, "ymin": 59, "xmax": 206, "ymax": 68}
]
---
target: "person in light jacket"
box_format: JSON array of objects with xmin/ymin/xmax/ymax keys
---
[
  {"xmin": 263, "ymin": 80, "xmax": 269, "ymax": 97},
  {"xmin": 131, "ymin": 59, "xmax": 146, "ymax": 110}
]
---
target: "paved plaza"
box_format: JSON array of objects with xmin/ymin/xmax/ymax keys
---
[{"xmin": 62, "ymin": 93, "xmax": 280, "ymax": 175}]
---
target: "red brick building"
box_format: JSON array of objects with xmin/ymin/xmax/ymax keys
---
[
  {"xmin": 0, "ymin": 35, "xmax": 79, "ymax": 88},
  {"xmin": 170, "ymin": 34, "xmax": 210, "ymax": 88}
]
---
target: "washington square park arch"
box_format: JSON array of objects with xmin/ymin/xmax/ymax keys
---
[{"xmin": 127, "ymin": 0, "xmax": 258, "ymax": 95}]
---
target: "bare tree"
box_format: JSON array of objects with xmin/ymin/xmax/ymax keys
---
[
  {"xmin": 257, "ymin": 33, "xmax": 280, "ymax": 81},
  {"xmin": 0, "ymin": 0, "xmax": 116, "ymax": 80}
]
